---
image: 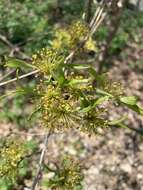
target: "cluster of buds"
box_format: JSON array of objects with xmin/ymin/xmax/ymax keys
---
[
  {"xmin": 32, "ymin": 48, "xmax": 65, "ymax": 75},
  {"xmin": 52, "ymin": 20, "xmax": 96, "ymax": 53},
  {"xmin": 68, "ymin": 20, "xmax": 89, "ymax": 49},
  {"xmin": 39, "ymin": 85, "xmax": 78, "ymax": 130},
  {"xmin": 0, "ymin": 138, "xmax": 25, "ymax": 180},
  {"xmin": 81, "ymin": 108, "xmax": 108, "ymax": 134},
  {"xmin": 47, "ymin": 156, "xmax": 83, "ymax": 190},
  {"xmin": 99, "ymin": 76, "xmax": 124, "ymax": 97}
]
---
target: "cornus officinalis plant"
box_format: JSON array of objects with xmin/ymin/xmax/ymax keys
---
[{"xmin": 0, "ymin": 1, "xmax": 143, "ymax": 189}]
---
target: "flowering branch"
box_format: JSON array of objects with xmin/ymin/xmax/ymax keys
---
[{"xmin": 0, "ymin": 1, "xmax": 107, "ymax": 88}]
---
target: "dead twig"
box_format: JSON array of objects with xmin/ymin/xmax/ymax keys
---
[
  {"xmin": 31, "ymin": 130, "xmax": 52, "ymax": 190},
  {"xmin": 0, "ymin": 70, "xmax": 39, "ymax": 87},
  {"xmin": 0, "ymin": 34, "xmax": 31, "ymax": 60},
  {"xmin": 0, "ymin": 69, "xmax": 15, "ymax": 82}
]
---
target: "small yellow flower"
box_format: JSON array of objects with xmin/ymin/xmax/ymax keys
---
[
  {"xmin": 39, "ymin": 85, "xmax": 79, "ymax": 130},
  {"xmin": 84, "ymin": 37, "xmax": 97, "ymax": 52},
  {"xmin": 47, "ymin": 156, "xmax": 83, "ymax": 190},
  {"xmin": 101, "ymin": 78, "xmax": 124, "ymax": 97},
  {"xmin": 52, "ymin": 28, "xmax": 71, "ymax": 50},
  {"xmin": 32, "ymin": 48, "xmax": 65, "ymax": 75},
  {"xmin": 68, "ymin": 20, "xmax": 89, "ymax": 49},
  {"xmin": 81, "ymin": 108, "xmax": 108, "ymax": 134},
  {"xmin": 0, "ymin": 138, "xmax": 25, "ymax": 180}
]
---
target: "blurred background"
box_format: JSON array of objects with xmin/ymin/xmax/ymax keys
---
[{"xmin": 0, "ymin": 0, "xmax": 143, "ymax": 189}]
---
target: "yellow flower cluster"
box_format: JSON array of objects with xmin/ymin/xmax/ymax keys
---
[
  {"xmin": 52, "ymin": 20, "xmax": 96, "ymax": 52},
  {"xmin": 0, "ymin": 138, "xmax": 25, "ymax": 180},
  {"xmin": 101, "ymin": 80, "xmax": 124, "ymax": 97},
  {"xmin": 81, "ymin": 108, "xmax": 108, "ymax": 134},
  {"xmin": 52, "ymin": 28, "xmax": 71, "ymax": 50},
  {"xmin": 32, "ymin": 48, "xmax": 65, "ymax": 75},
  {"xmin": 40, "ymin": 85, "xmax": 78, "ymax": 129},
  {"xmin": 66, "ymin": 74, "xmax": 92, "ymax": 91},
  {"xmin": 48, "ymin": 156, "xmax": 83, "ymax": 190},
  {"xmin": 68, "ymin": 20, "xmax": 89, "ymax": 49},
  {"xmin": 59, "ymin": 157, "xmax": 83, "ymax": 190},
  {"xmin": 84, "ymin": 36, "xmax": 97, "ymax": 52}
]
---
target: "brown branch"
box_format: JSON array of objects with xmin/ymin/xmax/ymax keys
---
[
  {"xmin": 0, "ymin": 34, "xmax": 14, "ymax": 48},
  {"xmin": 0, "ymin": 34, "xmax": 31, "ymax": 60},
  {"xmin": 31, "ymin": 130, "xmax": 52, "ymax": 190},
  {"xmin": 0, "ymin": 70, "xmax": 39, "ymax": 87},
  {"xmin": 0, "ymin": 69, "xmax": 15, "ymax": 82}
]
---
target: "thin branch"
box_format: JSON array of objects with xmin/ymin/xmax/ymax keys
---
[
  {"xmin": 0, "ymin": 70, "xmax": 39, "ymax": 87},
  {"xmin": 89, "ymin": 0, "xmax": 106, "ymax": 29},
  {"xmin": 0, "ymin": 34, "xmax": 31, "ymax": 60},
  {"xmin": 0, "ymin": 69, "xmax": 15, "ymax": 82},
  {"xmin": 31, "ymin": 130, "xmax": 52, "ymax": 190},
  {"xmin": 90, "ymin": 11, "xmax": 106, "ymax": 35},
  {"xmin": 0, "ymin": 34, "xmax": 13, "ymax": 48}
]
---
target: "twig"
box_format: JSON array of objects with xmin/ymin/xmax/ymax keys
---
[
  {"xmin": 31, "ymin": 130, "xmax": 52, "ymax": 190},
  {"xmin": 0, "ymin": 70, "xmax": 39, "ymax": 87},
  {"xmin": 0, "ymin": 69, "xmax": 15, "ymax": 82},
  {"xmin": 0, "ymin": 34, "xmax": 31, "ymax": 60},
  {"xmin": 0, "ymin": 34, "xmax": 13, "ymax": 48},
  {"xmin": 89, "ymin": 0, "xmax": 106, "ymax": 29},
  {"xmin": 90, "ymin": 11, "xmax": 106, "ymax": 36}
]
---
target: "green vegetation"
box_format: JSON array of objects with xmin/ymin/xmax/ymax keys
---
[{"xmin": 0, "ymin": 0, "xmax": 143, "ymax": 189}]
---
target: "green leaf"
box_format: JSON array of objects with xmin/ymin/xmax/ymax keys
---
[
  {"xmin": 112, "ymin": 122, "xmax": 128, "ymax": 129},
  {"xmin": 119, "ymin": 96, "xmax": 143, "ymax": 116},
  {"xmin": 89, "ymin": 67, "xmax": 102, "ymax": 81},
  {"xmin": 80, "ymin": 96, "xmax": 110, "ymax": 113},
  {"xmin": 0, "ymin": 91, "xmax": 18, "ymax": 100},
  {"xmin": 93, "ymin": 96, "xmax": 110, "ymax": 106},
  {"xmin": 125, "ymin": 104, "xmax": 143, "ymax": 116},
  {"xmin": 53, "ymin": 66, "xmax": 66, "ymax": 86},
  {"xmin": 119, "ymin": 96, "xmax": 138, "ymax": 105},
  {"xmin": 16, "ymin": 85, "xmax": 36, "ymax": 97},
  {"xmin": 68, "ymin": 78, "xmax": 90, "ymax": 86},
  {"xmin": 5, "ymin": 57, "xmax": 34, "ymax": 70},
  {"xmin": 68, "ymin": 65, "xmax": 104, "ymax": 84},
  {"xmin": 79, "ymin": 91, "xmax": 90, "ymax": 108},
  {"xmin": 108, "ymin": 116, "xmax": 127, "ymax": 125},
  {"xmin": 89, "ymin": 68, "xmax": 109, "ymax": 87},
  {"xmin": 80, "ymin": 105, "xmax": 93, "ymax": 113},
  {"xmin": 72, "ymin": 64, "xmax": 90, "ymax": 70},
  {"xmin": 67, "ymin": 63, "xmax": 90, "ymax": 70},
  {"xmin": 28, "ymin": 107, "xmax": 41, "ymax": 121},
  {"xmin": 96, "ymin": 88, "xmax": 113, "ymax": 97}
]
